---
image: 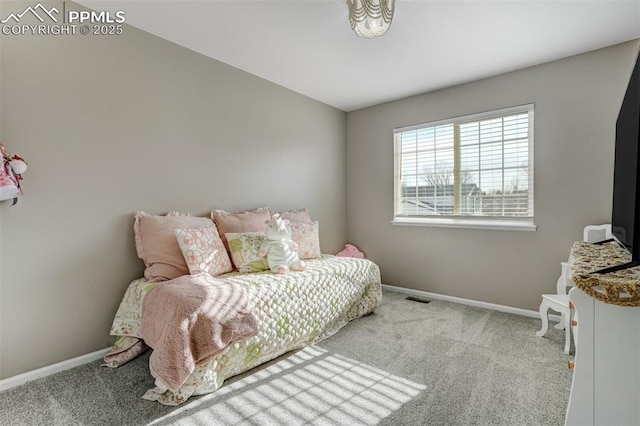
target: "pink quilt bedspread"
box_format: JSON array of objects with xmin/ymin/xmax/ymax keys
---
[{"xmin": 140, "ymin": 274, "xmax": 258, "ymax": 392}]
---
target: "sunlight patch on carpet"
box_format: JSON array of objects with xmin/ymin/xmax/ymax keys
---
[{"xmin": 150, "ymin": 346, "xmax": 426, "ymax": 425}]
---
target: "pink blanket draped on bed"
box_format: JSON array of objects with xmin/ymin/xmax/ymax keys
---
[{"xmin": 140, "ymin": 274, "xmax": 258, "ymax": 392}]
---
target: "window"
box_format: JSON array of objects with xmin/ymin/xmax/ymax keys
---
[{"xmin": 393, "ymin": 104, "xmax": 535, "ymax": 231}]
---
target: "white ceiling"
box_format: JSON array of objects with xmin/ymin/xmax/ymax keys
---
[{"xmin": 77, "ymin": 0, "xmax": 640, "ymax": 111}]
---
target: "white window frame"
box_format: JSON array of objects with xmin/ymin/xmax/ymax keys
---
[{"xmin": 392, "ymin": 104, "xmax": 536, "ymax": 231}]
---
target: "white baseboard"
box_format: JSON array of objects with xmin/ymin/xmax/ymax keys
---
[
  {"xmin": 382, "ymin": 284, "xmax": 561, "ymax": 322},
  {"xmin": 0, "ymin": 287, "xmax": 557, "ymax": 393},
  {"xmin": 0, "ymin": 347, "xmax": 111, "ymax": 392}
]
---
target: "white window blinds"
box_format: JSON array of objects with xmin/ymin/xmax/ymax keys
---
[{"xmin": 393, "ymin": 104, "xmax": 534, "ymax": 229}]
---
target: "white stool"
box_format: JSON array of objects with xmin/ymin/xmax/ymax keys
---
[
  {"xmin": 536, "ymin": 294, "xmax": 572, "ymax": 354},
  {"xmin": 537, "ymin": 224, "xmax": 611, "ymax": 354}
]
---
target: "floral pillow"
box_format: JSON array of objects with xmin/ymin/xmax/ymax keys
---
[
  {"xmin": 225, "ymin": 232, "xmax": 269, "ymax": 273},
  {"xmin": 174, "ymin": 226, "xmax": 233, "ymax": 276},
  {"xmin": 290, "ymin": 221, "xmax": 321, "ymax": 260}
]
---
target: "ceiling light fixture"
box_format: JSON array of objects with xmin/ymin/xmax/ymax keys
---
[{"xmin": 346, "ymin": 0, "xmax": 395, "ymax": 38}]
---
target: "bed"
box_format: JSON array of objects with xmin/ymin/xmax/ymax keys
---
[{"xmin": 104, "ymin": 255, "xmax": 382, "ymax": 405}]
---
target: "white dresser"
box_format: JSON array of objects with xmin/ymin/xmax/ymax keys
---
[{"xmin": 564, "ymin": 244, "xmax": 640, "ymax": 426}]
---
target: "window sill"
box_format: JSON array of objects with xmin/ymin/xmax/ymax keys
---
[{"xmin": 391, "ymin": 217, "xmax": 537, "ymax": 231}]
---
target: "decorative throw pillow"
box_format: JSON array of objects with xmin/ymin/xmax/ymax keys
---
[
  {"xmin": 271, "ymin": 208, "xmax": 312, "ymax": 223},
  {"xmin": 134, "ymin": 211, "xmax": 214, "ymax": 282},
  {"xmin": 289, "ymin": 221, "xmax": 321, "ymax": 260},
  {"xmin": 225, "ymin": 232, "xmax": 269, "ymax": 273},
  {"xmin": 212, "ymin": 207, "xmax": 271, "ymax": 252},
  {"xmin": 174, "ymin": 226, "xmax": 232, "ymax": 276}
]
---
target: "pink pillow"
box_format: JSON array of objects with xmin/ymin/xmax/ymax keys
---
[
  {"xmin": 134, "ymin": 211, "xmax": 214, "ymax": 282},
  {"xmin": 211, "ymin": 207, "xmax": 271, "ymax": 252},
  {"xmin": 174, "ymin": 226, "xmax": 233, "ymax": 276},
  {"xmin": 271, "ymin": 208, "xmax": 312, "ymax": 223},
  {"xmin": 290, "ymin": 221, "xmax": 321, "ymax": 260},
  {"xmin": 336, "ymin": 243, "xmax": 365, "ymax": 258}
]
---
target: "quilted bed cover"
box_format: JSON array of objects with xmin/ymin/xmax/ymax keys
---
[{"xmin": 104, "ymin": 255, "xmax": 382, "ymax": 405}]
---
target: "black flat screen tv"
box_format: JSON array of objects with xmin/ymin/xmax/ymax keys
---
[{"xmin": 595, "ymin": 48, "xmax": 640, "ymax": 274}]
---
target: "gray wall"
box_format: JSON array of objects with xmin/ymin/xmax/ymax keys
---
[
  {"xmin": 346, "ymin": 40, "xmax": 640, "ymax": 311},
  {"xmin": 0, "ymin": 12, "xmax": 346, "ymax": 378}
]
